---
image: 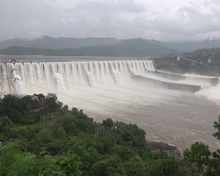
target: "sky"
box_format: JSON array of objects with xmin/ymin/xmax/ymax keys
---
[{"xmin": 0, "ymin": 0, "xmax": 220, "ymax": 41}]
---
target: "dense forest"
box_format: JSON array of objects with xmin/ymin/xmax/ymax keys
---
[{"xmin": 0, "ymin": 94, "xmax": 220, "ymax": 176}]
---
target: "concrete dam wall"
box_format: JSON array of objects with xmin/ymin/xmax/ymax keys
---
[
  {"xmin": 0, "ymin": 60, "xmax": 218, "ymax": 97},
  {"xmin": 154, "ymin": 70, "xmax": 219, "ymax": 86},
  {"xmin": 134, "ymin": 75, "xmax": 201, "ymax": 93}
]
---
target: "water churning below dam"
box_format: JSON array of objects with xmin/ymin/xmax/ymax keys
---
[{"xmin": 0, "ymin": 60, "xmax": 219, "ymax": 151}]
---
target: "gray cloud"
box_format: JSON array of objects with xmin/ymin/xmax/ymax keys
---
[
  {"xmin": 147, "ymin": 1, "xmax": 220, "ymax": 40},
  {"xmin": 210, "ymin": 0, "xmax": 220, "ymax": 6},
  {"xmin": 0, "ymin": 0, "xmax": 220, "ymax": 41},
  {"xmin": 76, "ymin": 0, "xmax": 147, "ymax": 14}
]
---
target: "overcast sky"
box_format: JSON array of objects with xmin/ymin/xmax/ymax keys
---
[{"xmin": 0, "ymin": 0, "xmax": 220, "ymax": 41}]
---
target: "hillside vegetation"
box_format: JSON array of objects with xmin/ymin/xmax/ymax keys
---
[{"xmin": 0, "ymin": 94, "xmax": 220, "ymax": 176}]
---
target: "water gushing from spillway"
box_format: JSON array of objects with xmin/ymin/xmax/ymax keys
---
[
  {"xmin": 0, "ymin": 60, "xmax": 218, "ymax": 101},
  {"xmin": 1, "ymin": 60, "xmax": 155, "ymax": 95}
]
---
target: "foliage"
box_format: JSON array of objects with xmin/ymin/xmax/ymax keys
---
[
  {"xmin": 0, "ymin": 94, "xmax": 220, "ymax": 176},
  {"xmin": 182, "ymin": 117, "xmax": 220, "ymax": 176},
  {"xmin": 213, "ymin": 116, "xmax": 220, "ymax": 140},
  {"xmin": 0, "ymin": 116, "xmax": 14, "ymax": 132}
]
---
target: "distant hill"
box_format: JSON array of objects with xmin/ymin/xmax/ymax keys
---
[
  {"xmin": 0, "ymin": 36, "xmax": 119, "ymax": 50},
  {"xmin": 0, "ymin": 39, "xmax": 173, "ymax": 57},
  {"xmin": 1, "ymin": 36, "xmax": 220, "ymax": 56}
]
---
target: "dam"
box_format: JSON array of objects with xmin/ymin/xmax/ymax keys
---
[
  {"xmin": 0, "ymin": 59, "xmax": 219, "ymax": 151},
  {"xmin": 1, "ymin": 60, "xmax": 218, "ymax": 94}
]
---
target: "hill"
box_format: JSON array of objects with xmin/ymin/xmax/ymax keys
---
[
  {"xmin": 1, "ymin": 36, "xmax": 220, "ymax": 56},
  {"xmin": 0, "ymin": 38, "xmax": 172, "ymax": 57},
  {"xmin": 0, "ymin": 36, "xmax": 119, "ymax": 50}
]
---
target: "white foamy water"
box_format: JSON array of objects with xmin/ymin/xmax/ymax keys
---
[
  {"xmin": 196, "ymin": 83, "xmax": 220, "ymax": 104},
  {"xmin": 0, "ymin": 60, "xmax": 219, "ymax": 151}
]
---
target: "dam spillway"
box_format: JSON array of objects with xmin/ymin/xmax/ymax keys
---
[
  {"xmin": 0, "ymin": 60, "xmax": 218, "ymax": 96},
  {"xmin": 1, "ymin": 60, "xmax": 155, "ymax": 95}
]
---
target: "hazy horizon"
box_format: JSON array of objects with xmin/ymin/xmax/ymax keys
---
[{"xmin": 0, "ymin": 35, "xmax": 212, "ymax": 43}]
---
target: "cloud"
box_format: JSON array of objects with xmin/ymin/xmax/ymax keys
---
[
  {"xmin": 152, "ymin": 6, "xmax": 219, "ymax": 34},
  {"xmin": 0, "ymin": 0, "xmax": 220, "ymax": 41},
  {"xmin": 210, "ymin": 0, "xmax": 220, "ymax": 6},
  {"xmin": 146, "ymin": 1, "xmax": 220, "ymax": 40}
]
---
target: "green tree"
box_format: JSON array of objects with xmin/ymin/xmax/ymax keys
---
[
  {"xmin": 55, "ymin": 153, "xmax": 82, "ymax": 176},
  {"xmin": 0, "ymin": 116, "xmax": 14, "ymax": 132},
  {"xmin": 103, "ymin": 118, "xmax": 114, "ymax": 129},
  {"xmin": 90, "ymin": 155, "xmax": 125, "ymax": 176},
  {"xmin": 0, "ymin": 95, "xmax": 27, "ymax": 123},
  {"xmin": 184, "ymin": 142, "xmax": 211, "ymax": 168},
  {"xmin": 213, "ymin": 116, "xmax": 220, "ymax": 140},
  {"xmin": 183, "ymin": 116, "xmax": 220, "ymax": 176},
  {"xmin": 44, "ymin": 93, "xmax": 60, "ymax": 112}
]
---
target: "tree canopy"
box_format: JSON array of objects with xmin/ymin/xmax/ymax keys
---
[{"xmin": 0, "ymin": 94, "xmax": 219, "ymax": 176}]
